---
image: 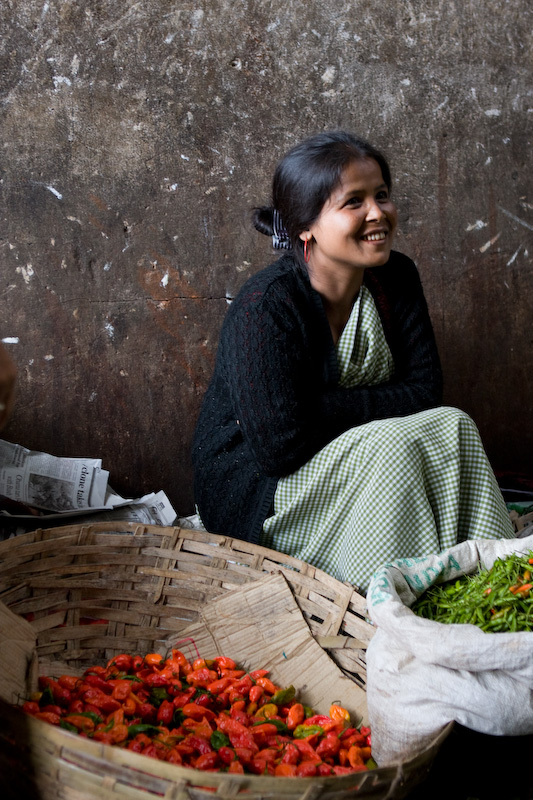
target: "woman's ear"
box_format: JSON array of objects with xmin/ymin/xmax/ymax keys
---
[{"xmin": 298, "ymin": 232, "xmax": 312, "ymax": 243}]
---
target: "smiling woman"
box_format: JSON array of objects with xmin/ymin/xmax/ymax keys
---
[{"xmin": 192, "ymin": 131, "xmax": 514, "ymax": 593}]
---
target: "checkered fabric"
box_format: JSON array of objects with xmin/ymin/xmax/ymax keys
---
[{"xmin": 261, "ymin": 287, "xmax": 514, "ymax": 593}]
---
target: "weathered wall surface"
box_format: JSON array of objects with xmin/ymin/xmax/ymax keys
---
[{"xmin": 1, "ymin": 0, "xmax": 531, "ymax": 516}]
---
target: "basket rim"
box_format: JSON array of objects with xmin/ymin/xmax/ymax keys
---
[{"xmin": 1, "ymin": 697, "xmax": 453, "ymax": 791}]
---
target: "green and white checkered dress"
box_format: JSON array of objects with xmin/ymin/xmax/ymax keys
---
[{"xmin": 261, "ymin": 285, "xmax": 514, "ymax": 592}]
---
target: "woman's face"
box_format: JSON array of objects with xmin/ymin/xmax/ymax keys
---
[{"xmin": 300, "ymin": 158, "xmax": 397, "ymax": 276}]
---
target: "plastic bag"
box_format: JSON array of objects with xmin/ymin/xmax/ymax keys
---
[{"xmin": 365, "ymin": 534, "xmax": 533, "ymax": 765}]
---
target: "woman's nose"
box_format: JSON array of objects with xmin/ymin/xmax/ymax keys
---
[{"xmin": 365, "ymin": 200, "xmax": 385, "ymax": 221}]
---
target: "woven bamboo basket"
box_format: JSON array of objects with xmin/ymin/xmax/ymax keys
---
[{"xmin": 0, "ymin": 521, "xmax": 450, "ymax": 800}]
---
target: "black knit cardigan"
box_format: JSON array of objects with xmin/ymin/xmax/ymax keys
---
[{"xmin": 192, "ymin": 251, "xmax": 443, "ymax": 543}]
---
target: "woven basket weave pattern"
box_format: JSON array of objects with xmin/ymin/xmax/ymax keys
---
[{"xmin": 0, "ymin": 521, "xmax": 447, "ymax": 800}]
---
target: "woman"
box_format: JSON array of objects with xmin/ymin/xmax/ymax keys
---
[{"xmin": 192, "ymin": 131, "xmax": 513, "ymax": 592}]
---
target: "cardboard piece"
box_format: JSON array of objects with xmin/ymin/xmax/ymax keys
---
[{"xmin": 164, "ymin": 571, "xmax": 368, "ymax": 724}]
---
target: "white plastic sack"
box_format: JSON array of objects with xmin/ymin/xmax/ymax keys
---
[{"xmin": 365, "ymin": 534, "xmax": 533, "ymax": 765}]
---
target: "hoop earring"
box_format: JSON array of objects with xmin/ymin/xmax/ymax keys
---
[{"xmin": 304, "ymin": 238, "xmax": 311, "ymax": 263}]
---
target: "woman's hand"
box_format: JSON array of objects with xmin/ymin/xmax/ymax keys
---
[{"xmin": 0, "ymin": 344, "xmax": 17, "ymax": 431}]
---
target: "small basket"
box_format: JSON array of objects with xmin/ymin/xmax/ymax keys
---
[{"xmin": 0, "ymin": 521, "xmax": 450, "ymax": 800}]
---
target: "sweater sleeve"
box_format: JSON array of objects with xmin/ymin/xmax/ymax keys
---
[
  {"xmin": 220, "ymin": 257, "xmax": 442, "ymax": 478},
  {"xmin": 220, "ymin": 278, "xmax": 322, "ymax": 476}
]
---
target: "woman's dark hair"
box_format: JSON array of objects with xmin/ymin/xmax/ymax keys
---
[{"xmin": 253, "ymin": 130, "xmax": 392, "ymax": 266}]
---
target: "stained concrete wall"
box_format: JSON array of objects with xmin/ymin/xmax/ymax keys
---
[{"xmin": 1, "ymin": 0, "xmax": 531, "ymax": 517}]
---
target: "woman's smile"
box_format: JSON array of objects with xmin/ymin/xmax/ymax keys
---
[{"xmin": 360, "ymin": 229, "xmax": 388, "ymax": 242}]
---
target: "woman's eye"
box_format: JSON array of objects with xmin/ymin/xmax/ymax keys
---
[
  {"xmin": 346, "ymin": 196, "xmax": 363, "ymax": 207},
  {"xmin": 376, "ymin": 191, "xmax": 389, "ymax": 201}
]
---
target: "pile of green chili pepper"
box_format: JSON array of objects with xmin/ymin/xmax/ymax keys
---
[{"xmin": 412, "ymin": 550, "xmax": 533, "ymax": 632}]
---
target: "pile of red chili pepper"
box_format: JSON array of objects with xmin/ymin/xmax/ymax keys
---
[{"xmin": 20, "ymin": 649, "xmax": 375, "ymax": 777}]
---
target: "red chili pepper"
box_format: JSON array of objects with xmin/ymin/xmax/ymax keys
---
[
  {"xmin": 286, "ymin": 702, "xmax": 305, "ymax": 730},
  {"xmin": 157, "ymin": 699, "xmax": 175, "ymax": 725},
  {"xmin": 255, "ymin": 676, "xmax": 278, "ymax": 695},
  {"xmin": 341, "ymin": 730, "xmax": 367, "ymax": 747},
  {"xmin": 34, "ymin": 711, "xmax": 61, "ymax": 725},
  {"xmin": 63, "ymin": 714, "xmax": 96, "ymax": 733},
  {"xmin": 229, "ymin": 674, "xmax": 253, "ymax": 699},
  {"xmin": 194, "ymin": 751, "xmax": 219, "ymax": 770},
  {"xmin": 166, "ymin": 748, "xmax": 182, "ymax": 764},
  {"xmin": 132, "ymin": 654, "xmax": 144, "ymax": 671},
  {"xmin": 92, "ymin": 731, "xmax": 113, "ymax": 744},
  {"xmin": 218, "ymin": 746, "xmax": 236, "ymax": 765},
  {"xmin": 22, "ymin": 701, "xmax": 40, "ymax": 715},
  {"xmin": 144, "ymin": 653, "xmax": 164, "ymax": 668},
  {"xmin": 207, "ymin": 676, "xmax": 232, "ymax": 695},
  {"xmin": 186, "ymin": 668, "xmax": 218, "ymax": 688},
  {"xmin": 255, "ymin": 747, "xmax": 278, "ymax": 763},
  {"xmin": 58, "ymin": 675, "xmax": 80, "ymax": 691},
  {"xmin": 84, "ymin": 666, "xmax": 106, "ymax": 677},
  {"xmin": 194, "ymin": 692, "xmax": 213, "ymax": 708},
  {"xmin": 250, "ymin": 723, "xmax": 279, "ymax": 739},
  {"xmin": 214, "ymin": 656, "xmax": 237, "ymax": 670},
  {"xmin": 186, "ymin": 735, "xmax": 213, "ymax": 756},
  {"xmin": 248, "ymin": 684, "xmax": 264, "ymax": 703},
  {"xmin": 83, "ymin": 674, "xmax": 112, "ymax": 694},
  {"xmin": 40, "ymin": 704, "xmax": 64, "ymax": 716},
  {"xmin": 107, "ymin": 653, "xmax": 133, "ymax": 672},
  {"xmin": 280, "ymin": 742, "xmax": 299, "ymax": 764},
  {"xmin": 249, "ymin": 757, "xmax": 267, "ymax": 775},
  {"xmin": 144, "ymin": 672, "xmax": 170, "ymax": 687},
  {"xmin": 513, "ymin": 583, "xmax": 532, "ymax": 595},
  {"xmin": 137, "ymin": 703, "xmax": 157, "ymax": 723},
  {"xmin": 292, "ymin": 738, "xmax": 320, "ymax": 760},
  {"xmin": 82, "ymin": 689, "xmax": 121, "ymax": 713},
  {"xmin": 248, "ymin": 669, "xmax": 269, "ymax": 680},
  {"xmin": 172, "ymin": 687, "xmax": 196, "ymax": 708},
  {"xmin": 348, "ymin": 744, "xmax": 365, "ymax": 767},
  {"xmin": 275, "ymin": 763, "xmax": 298, "ymax": 777},
  {"xmin": 18, "ymin": 650, "xmax": 374, "ymax": 776},
  {"xmin": 110, "ymin": 723, "xmax": 129, "ymax": 744},
  {"xmin": 316, "ymin": 731, "xmax": 341, "ymax": 759},
  {"xmin": 230, "ymin": 708, "xmax": 249, "ymax": 727},
  {"xmin": 297, "ymin": 761, "xmax": 318, "ymax": 776},
  {"xmin": 109, "ymin": 680, "xmax": 133, "ymax": 701}
]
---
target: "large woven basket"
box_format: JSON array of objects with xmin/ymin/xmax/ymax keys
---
[{"xmin": 0, "ymin": 521, "xmax": 449, "ymax": 800}]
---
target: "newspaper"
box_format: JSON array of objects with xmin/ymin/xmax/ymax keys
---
[{"xmin": 0, "ymin": 439, "xmax": 177, "ymax": 527}]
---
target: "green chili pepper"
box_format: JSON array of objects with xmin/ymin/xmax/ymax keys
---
[
  {"xmin": 267, "ymin": 718, "xmax": 288, "ymax": 733},
  {"xmin": 270, "ymin": 685, "xmax": 295, "ymax": 705},
  {"xmin": 210, "ymin": 730, "xmax": 230, "ymax": 750},
  {"xmin": 59, "ymin": 720, "xmax": 78, "ymax": 733},
  {"xmin": 149, "ymin": 687, "xmax": 170, "ymax": 707},
  {"xmin": 412, "ymin": 550, "xmax": 533, "ymax": 633},
  {"xmin": 39, "ymin": 686, "xmax": 54, "ymax": 707},
  {"xmin": 293, "ymin": 724, "xmax": 324, "ymax": 739},
  {"xmin": 127, "ymin": 724, "xmax": 162, "ymax": 738}
]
